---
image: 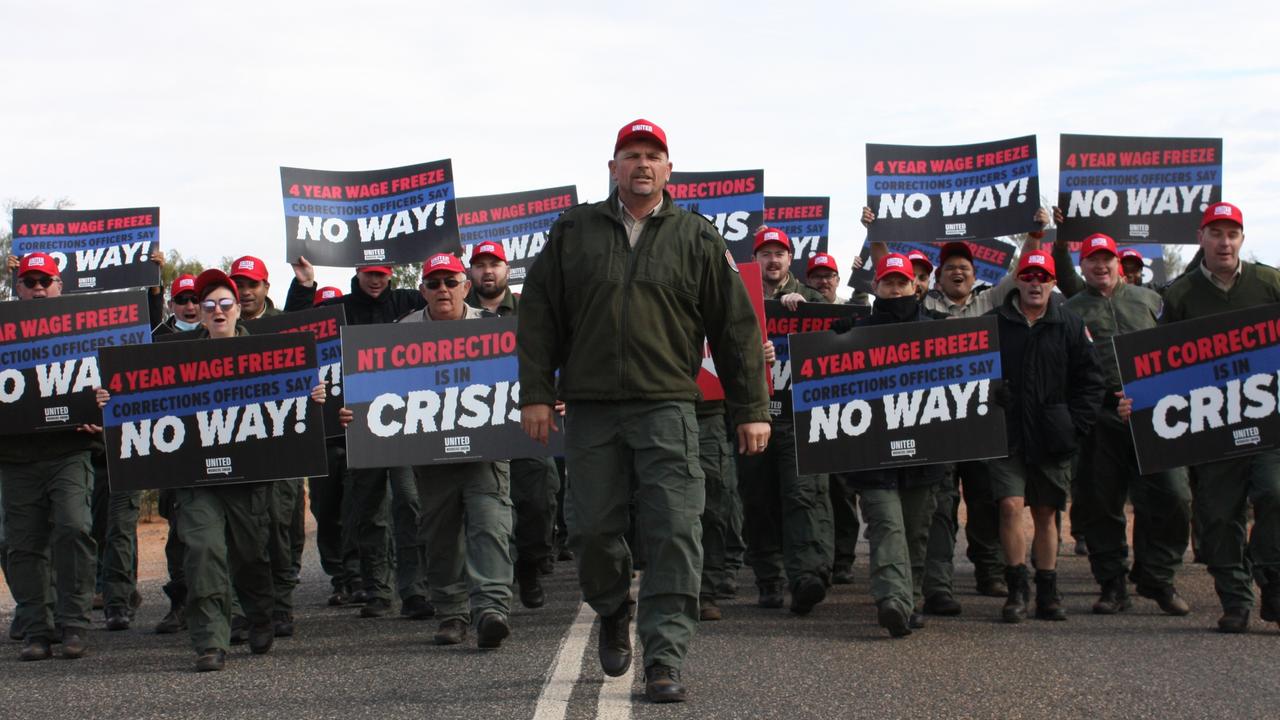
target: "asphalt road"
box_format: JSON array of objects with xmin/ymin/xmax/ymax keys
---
[{"xmin": 2, "ymin": 535, "xmax": 1278, "ymax": 719}]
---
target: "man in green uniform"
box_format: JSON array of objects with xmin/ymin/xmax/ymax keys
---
[
  {"xmin": 518, "ymin": 119, "xmax": 770, "ymax": 703},
  {"xmin": 1138, "ymin": 202, "xmax": 1280, "ymax": 633},
  {"xmin": 1, "ymin": 253, "xmax": 97, "ymax": 661},
  {"xmin": 1053, "ymin": 232, "xmax": 1192, "ymax": 616}
]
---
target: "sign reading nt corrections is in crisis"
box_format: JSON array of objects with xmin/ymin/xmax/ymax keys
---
[
  {"xmin": 11, "ymin": 207, "xmax": 161, "ymax": 293},
  {"xmin": 866, "ymin": 136, "xmax": 1040, "ymax": 244},
  {"xmin": 281, "ymin": 160, "xmax": 460, "ymax": 268}
]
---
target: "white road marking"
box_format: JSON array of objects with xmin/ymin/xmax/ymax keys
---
[
  {"xmin": 532, "ymin": 600, "xmax": 596, "ymax": 720},
  {"xmin": 594, "ymin": 578, "xmax": 642, "ymax": 720}
]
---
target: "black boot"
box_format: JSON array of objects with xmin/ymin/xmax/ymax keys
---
[
  {"xmin": 1034, "ymin": 569, "xmax": 1067, "ymax": 621},
  {"xmin": 1259, "ymin": 569, "xmax": 1280, "ymax": 623},
  {"xmin": 1091, "ymin": 576, "xmax": 1132, "ymax": 615},
  {"xmin": 1001, "ymin": 565, "xmax": 1030, "ymax": 624},
  {"xmin": 516, "ymin": 560, "xmax": 546, "ymax": 609},
  {"xmin": 156, "ymin": 584, "xmax": 187, "ymax": 635},
  {"xmin": 598, "ymin": 597, "xmax": 635, "ymax": 677}
]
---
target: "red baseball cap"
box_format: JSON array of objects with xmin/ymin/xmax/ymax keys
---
[
  {"xmin": 357, "ymin": 265, "xmax": 392, "ymax": 276},
  {"xmin": 1016, "ymin": 251, "xmax": 1056, "ymax": 279},
  {"xmin": 470, "ymin": 242, "xmax": 507, "ymax": 263},
  {"xmin": 170, "ymin": 274, "xmax": 197, "ymax": 298},
  {"xmin": 314, "ymin": 286, "xmax": 343, "ymax": 305},
  {"xmin": 194, "ymin": 268, "xmax": 239, "ymax": 299},
  {"xmin": 229, "ymin": 256, "xmax": 268, "ymax": 282},
  {"xmin": 907, "ymin": 249, "xmax": 933, "ymax": 273},
  {"xmin": 753, "ymin": 227, "xmax": 792, "ymax": 254},
  {"xmin": 18, "ymin": 252, "xmax": 60, "ymax": 278},
  {"xmin": 875, "ymin": 253, "xmax": 914, "ymax": 282},
  {"xmin": 807, "ymin": 252, "xmax": 838, "ymax": 275},
  {"xmin": 1080, "ymin": 233, "xmax": 1118, "ymax": 259},
  {"xmin": 1201, "ymin": 201, "xmax": 1243, "ymax": 228},
  {"xmin": 614, "ymin": 118, "xmax": 668, "ymax": 154},
  {"xmin": 1119, "ymin": 248, "xmax": 1144, "ymax": 264},
  {"xmin": 422, "ymin": 253, "xmax": 465, "ymax": 277},
  {"xmin": 938, "ymin": 242, "xmax": 974, "ymax": 266}
]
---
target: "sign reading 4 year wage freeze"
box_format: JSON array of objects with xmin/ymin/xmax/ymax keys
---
[{"xmin": 11, "ymin": 207, "xmax": 161, "ymax": 292}]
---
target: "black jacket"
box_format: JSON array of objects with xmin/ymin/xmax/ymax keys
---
[
  {"xmin": 988, "ymin": 291, "xmax": 1104, "ymax": 463},
  {"xmin": 285, "ymin": 276, "xmax": 425, "ymax": 326}
]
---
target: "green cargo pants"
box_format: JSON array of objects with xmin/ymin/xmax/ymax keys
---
[
  {"xmin": 829, "ymin": 473, "xmax": 859, "ymax": 574},
  {"xmin": 90, "ymin": 452, "xmax": 141, "ymax": 612},
  {"xmin": 310, "ymin": 442, "xmax": 360, "ymax": 592},
  {"xmin": 347, "ymin": 466, "xmax": 428, "ymax": 603},
  {"xmin": 860, "ymin": 483, "xmax": 938, "ymax": 616},
  {"xmin": 1079, "ymin": 408, "xmax": 1191, "ymax": 588},
  {"xmin": 564, "ymin": 400, "xmax": 704, "ymax": 670},
  {"xmin": 0, "ymin": 451, "xmax": 96, "ymax": 640},
  {"xmin": 413, "ymin": 461, "xmax": 514, "ymax": 625},
  {"xmin": 697, "ymin": 412, "xmax": 735, "ymax": 599},
  {"xmin": 176, "ymin": 483, "xmax": 274, "ymax": 653},
  {"xmin": 1189, "ymin": 449, "xmax": 1280, "ymax": 610},
  {"xmin": 923, "ymin": 461, "xmax": 1006, "ymax": 599},
  {"xmin": 268, "ymin": 478, "xmax": 303, "ymax": 613},
  {"xmin": 510, "ymin": 456, "xmax": 559, "ymax": 568}
]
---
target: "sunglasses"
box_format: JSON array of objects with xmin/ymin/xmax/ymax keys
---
[
  {"xmin": 21, "ymin": 275, "xmax": 56, "ymax": 289},
  {"xmin": 423, "ymin": 278, "xmax": 463, "ymax": 290},
  {"xmin": 201, "ymin": 298, "xmax": 238, "ymax": 313},
  {"xmin": 1017, "ymin": 271, "xmax": 1053, "ymax": 283},
  {"xmin": 173, "ymin": 294, "xmax": 199, "ymax": 306}
]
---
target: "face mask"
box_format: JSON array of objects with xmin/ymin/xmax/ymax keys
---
[
  {"xmin": 873, "ymin": 294, "xmax": 919, "ymax": 322},
  {"xmin": 174, "ymin": 317, "xmax": 200, "ymax": 331}
]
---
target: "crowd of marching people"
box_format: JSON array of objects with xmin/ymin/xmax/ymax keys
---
[{"xmin": 1, "ymin": 118, "xmax": 1278, "ymax": 704}]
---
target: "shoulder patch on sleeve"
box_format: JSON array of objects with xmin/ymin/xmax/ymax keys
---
[{"xmin": 725, "ymin": 250, "xmax": 739, "ymax": 273}]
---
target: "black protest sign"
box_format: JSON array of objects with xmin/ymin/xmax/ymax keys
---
[
  {"xmin": 0, "ymin": 291, "xmax": 151, "ymax": 435},
  {"xmin": 1114, "ymin": 304, "xmax": 1280, "ymax": 474},
  {"xmin": 281, "ymin": 160, "xmax": 460, "ymax": 267},
  {"xmin": 98, "ymin": 333, "xmax": 327, "ymax": 491},
  {"xmin": 667, "ymin": 170, "xmax": 764, "ymax": 262},
  {"xmin": 11, "ymin": 207, "xmax": 161, "ymax": 293},
  {"xmin": 1058, "ymin": 134, "xmax": 1222, "ymax": 245},
  {"xmin": 790, "ymin": 316, "xmax": 1007, "ymax": 475},
  {"xmin": 765, "ymin": 196, "xmax": 830, "ymax": 279},
  {"xmin": 457, "ymin": 186, "xmax": 578, "ymax": 285},
  {"xmin": 866, "ymin": 136, "xmax": 1040, "ymax": 244},
  {"xmin": 847, "ymin": 238, "xmax": 1017, "ymax": 295},
  {"xmin": 765, "ymin": 300, "xmax": 865, "ymax": 421},
  {"xmin": 243, "ymin": 305, "xmax": 347, "ymax": 438},
  {"xmin": 341, "ymin": 315, "xmax": 561, "ymax": 468}
]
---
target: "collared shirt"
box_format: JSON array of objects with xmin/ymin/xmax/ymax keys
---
[
  {"xmin": 1200, "ymin": 260, "xmax": 1243, "ymax": 291},
  {"xmin": 1011, "ymin": 298, "xmax": 1044, "ymax": 327},
  {"xmin": 618, "ymin": 197, "xmax": 663, "ymax": 247},
  {"xmin": 399, "ymin": 304, "xmax": 485, "ymax": 323}
]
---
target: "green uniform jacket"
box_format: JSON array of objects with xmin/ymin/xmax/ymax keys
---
[
  {"xmin": 518, "ymin": 189, "xmax": 770, "ymax": 428},
  {"xmin": 1063, "ymin": 280, "xmax": 1163, "ymax": 392},
  {"xmin": 466, "ymin": 287, "xmax": 519, "ymax": 316},
  {"xmin": 1160, "ymin": 262, "xmax": 1280, "ymax": 323},
  {"xmin": 769, "ymin": 273, "xmax": 826, "ymax": 303}
]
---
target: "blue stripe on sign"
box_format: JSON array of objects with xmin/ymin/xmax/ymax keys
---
[
  {"xmin": 344, "ymin": 356, "xmax": 516, "ymax": 404},
  {"xmin": 318, "ymin": 339, "xmax": 341, "ymax": 364},
  {"xmin": 0, "ymin": 324, "xmax": 151, "ymax": 371},
  {"xmin": 14, "ymin": 228, "xmax": 152, "ymax": 252},
  {"xmin": 770, "ymin": 220, "xmax": 828, "ymax": 237},
  {"xmin": 1124, "ymin": 344, "xmax": 1280, "ymax": 411},
  {"xmin": 772, "ymin": 335, "xmax": 791, "ymax": 364},
  {"xmin": 792, "ymin": 351, "xmax": 1001, "ymax": 413},
  {"xmin": 1060, "ymin": 165, "xmax": 1221, "ymax": 192},
  {"xmin": 671, "ymin": 193, "xmax": 763, "ymax": 217},
  {"xmin": 867, "ymin": 160, "xmax": 1038, "ymax": 195},
  {"xmin": 457, "ymin": 210, "xmax": 562, "ymax": 241},
  {"xmin": 103, "ymin": 368, "xmax": 319, "ymax": 427},
  {"xmin": 282, "ymin": 183, "xmax": 454, "ymax": 220}
]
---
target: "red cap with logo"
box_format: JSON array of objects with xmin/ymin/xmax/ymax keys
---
[
  {"xmin": 18, "ymin": 252, "xmax": 60, "ymax": 277},
  {"xmin": 1201, "ymin": 201, "xmax": 1243, "ymax": 228},
  {"xmin": 170, "ymin": 274, "xmax": 197, "ymax": 298},
  {"xmin": 752, "ymin": 227, "xmax": 792, "ymax": 254},
  {"xmin": 422, "ymin": 253, "xmax": 465, "ymax": 277},
  {"xmin": 314, "ymin": 286, "xmax": 343, "ymax": 305},
  {"xmin": 470, "ymin": 242, "xmax": 507, "ymax": 263},
  {"xmin": 229, "ymin": 256, "xmax": 268, "ymax": 282},
  {"xmin": 1016, "ymin": 251, "xmax": 1056, "ymax": 278},
  {"xmin": 1119, "ymin": 248, "xmax": 1144, "ymax": 264},
  {"xmin": 194, "ymin": 268, "xmax": 239, "ymax": 299},
  {"xmin": 806, "ymin": 252, "xmax": 838, "ymax": 275},
  {"xmin": 357, "ymin": 265, "xmax": 392, "ymax": 276},
  {"xmin": 875, "ymin": 253, "xmax": 914, "ymax": 282},
  {"xmin": 907, "ymin": 249, "xmax": 933, "ymax": 273},
  {"xmin": 1080, "ymin": 233, "xmax": 1118, "ymax": 259},
  {"xmin": 614, "ymin": 118, "xmax": 668, "ymax": 154},
  {"xmin": 939, "ymin": 242, "xmax": 974, "ymax": 266}
]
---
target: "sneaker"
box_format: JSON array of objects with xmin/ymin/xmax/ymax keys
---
[
  {"xmin": 644, "ymin": 664, "xmax": 687, "ymax": 703},
  {"xmin": 360, "ymin": 597, "xmax": 391, "ymax": 618},
  {"xmin": 273, "ymin": 611, "xmax": 295, "ymax": 637},
  {"xmin": 923, "ymin": 594, "xmax": 962, "ymax": 616},
  {"xmin": 434, "ymin": 618, "xmax": 468, "ymax": 645},
  {"xmin": 105, "ymin": 607, "xmax": 131, "ymax": 631},
  {"xmin": 195, "ymin": 648, "xmax": 226, "ymax": 672},
  {"xmin": 249, "ymin": 623, "xmax": 274, "ymax": 654},
  {"xmin": 60, "ymin": 628, "xmax": 87, "ymax": 659},
  {"xmin": 476, "ymin": 612, "xmax": 510, "ymax": 650},
  {"xmin": 699, "ymin": 597, "xmax": 722, "ymax": 622},
  {"xmin": 19, "ymin": 637, "xmax": 52, "ymax": 662},
  {"xmin": 401, "ymin": 595, "xmax": 436, "ymax": 620},
  {"xmin": 598, "ymin": 599, "xmax": 634, "ymax": 677}
]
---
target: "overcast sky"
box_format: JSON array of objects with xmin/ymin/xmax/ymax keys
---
[{"xmin": 4, "ymin": 2, "xmax": 1278, "ymax": 303}]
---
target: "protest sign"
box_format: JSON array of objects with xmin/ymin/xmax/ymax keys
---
[
  {"xmin": 766, "ymin": 300, "xmax": 865, "ymax": 420},
  {"xmin": 866, "ymin": 136, "xmax": 1040, "ymax": 244},
  {"xmin": 764, "ymin": 196, "xmax": 830, "ymax": 278},
  {"xmin": 281, "ymin": 160, "xmax": 459, "ymax": 267},
  {"xmin": 11, "ymin": 207, "xmax": 160, "ymax": 293},
  {"xmin": 697, "ymin": 262, "xmax": 767, "ymax": 402},
  {"xmin": 848, "ymin": 238, "xmax": 1017, "ymax": 294},
  {"xmin": 342, "ymin": 315, "xmax": 560, "ymax": 468},
  {"xmin": 1114, "ymin": 303, "xmax": 1280, "ymax": 474},
  {"xmin": 456, "ymin": 185, "xmax": 577, "ymax": 285},
  {"xmin": 98, "ymin": 333, "xmax": 326, "ymax": 491},
  {"xmin": 243, "ymin": 305, "xmax": 346, "ymax": 437},
  {"xmin": 1056, "ymin": 233, "xmax": 1170, "ymax": 288},
  {"xmin": 790, "ymin": 316, "xmax": 1006, "ymax": 474},
  {"xmin": 1058, "ymin": 134, "xmax": 1222, "ymax": 244},
  {"xmin": 0, "ymin": 290, "xmax": 150, "ymax": 434},
  {"xmin": 667, "ymin": 170, "xmax": 764, "ymax": 262}
]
